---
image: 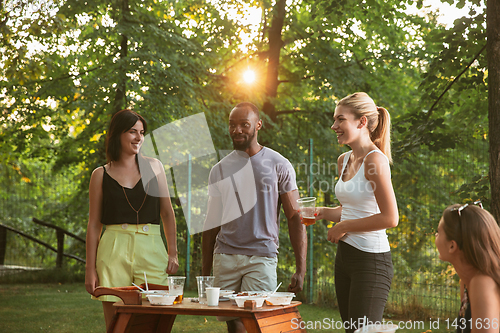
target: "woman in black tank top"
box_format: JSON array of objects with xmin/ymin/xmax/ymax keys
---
[
  {"xmin": 435, "ymin": 203, "xmax": 500, "ymax": 333},
  {"xmin": 85, "ymin": 109, "xmax": 179, "ymax": 331}
]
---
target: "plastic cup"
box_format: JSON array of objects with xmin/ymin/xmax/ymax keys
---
[
  {"xmin": 297, "ymin": 197, "xmax": 317, "ymax": 226},
  {"xmin": 167, "ymin": 276, "xmax": 186, "ymax": 304},
  {"xmin": 206, "ymin": 287, "xmax": 220, "ymax": 306},
  {"xmin": 196, "ymin": 276, "xmax": 215, "ymax": 304}
]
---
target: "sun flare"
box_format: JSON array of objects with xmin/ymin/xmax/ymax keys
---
[{"xmin": 243, "ymin": 70, "xmax": 256, "ymax": 84}]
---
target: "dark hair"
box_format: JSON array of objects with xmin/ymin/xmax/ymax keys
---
[
  {"xmin": 442, "ymin": 204, "xmax": 500, "ymax": 286},
  {"xmin": 105, "ymin": 109, "xmax": 147, "ymax": 162},
  {"xmin": 234, "ymin": 102, "xmax": 260, "ymax": 119}
]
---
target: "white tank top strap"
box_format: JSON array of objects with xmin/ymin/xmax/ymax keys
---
[
  {"xmin": 340, "ymin": 151, "xmax": 352, "ymax": 177},
  {"xmin": 363, "ymin": 149, "xmax": 388, "ymax": 163}
]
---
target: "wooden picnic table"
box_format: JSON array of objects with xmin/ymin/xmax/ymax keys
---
[
  {"xmin": 95, "ymin": 285, "xmax": 306, "ymax": 333},
  {"xmin": 110, "ymin": 298, "xmax": 304, "ymax": 333},
  {"xmin": 94, "ymin": 286, "xmax": 305, "ymax": 333}
]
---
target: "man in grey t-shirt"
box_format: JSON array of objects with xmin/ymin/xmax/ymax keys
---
[{"xmin": 202, "ymin": 102, "xmax": 307, "ymax": 333}]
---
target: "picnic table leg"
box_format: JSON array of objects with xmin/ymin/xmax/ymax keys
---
[
  {"xmin": 155, "ymin": 314, "xmax": 177, "ymax": 333},
  {"xmin": 109, "ymin": 313, "xmax": 132, "ymax": 333},
  {"xmin": 240, "ymin": 317, "xmax": 261, "ymax": 333}
]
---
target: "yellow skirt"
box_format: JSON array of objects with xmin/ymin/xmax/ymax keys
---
[{"xmin": 92, "ymin": 223, "xmax": 169, "ymax": 302}]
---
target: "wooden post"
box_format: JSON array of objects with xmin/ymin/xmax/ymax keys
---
[
  {"xmin": 307, "ymin": 138, "xmax": 314, "ymax": 303},
  {"xmin": 56, "ymin": 229, "xmax": 64, "ymax": 268},
  {"xmin": 0, "ymin": 225, "xmax": 7, "ymax": 265}
]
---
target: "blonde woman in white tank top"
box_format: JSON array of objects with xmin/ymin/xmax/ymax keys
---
[{"xmin": 314, "ymin": 92, "xmax": 398, "ymax": 333}]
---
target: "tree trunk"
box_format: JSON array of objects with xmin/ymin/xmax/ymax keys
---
[
  {"xmin": 262, "ymin": 0, "xmax": 286, "ymax": 121},
  {"xmin": 112, "ymin": 0, "xmax": 129, "ymax": 115},
  {"xmin": 0, "ymin": 226, "xmax": 6, "ymax": 265},
  {"xmin": 56, "ymin": 229, "xmax": 64, "ymax": 268},
  {"xmin": 191, "ymin": 233, "xmax": 202, "ymax": 277},
  {"xmin": 487, "ymin": 0, "xmax": 500, "ymax": 223}
]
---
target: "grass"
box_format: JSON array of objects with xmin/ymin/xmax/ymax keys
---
[
  {"xmin": 0, "ymin": 283, "xmax": 455, "ymax": 333},
  {"xmin": 386, "ymin": 281, "xmax": 460, "ymax": 320}
]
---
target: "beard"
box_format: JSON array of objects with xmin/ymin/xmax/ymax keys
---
[{"xmin": 231, "ymin": 130, "xmax": 256, "ymax": 151}]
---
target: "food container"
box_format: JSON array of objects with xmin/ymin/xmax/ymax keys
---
[
  {"xmin": 227, "ymin": 291, "xmax": 265, "ymax": 305},
  {"xmin": 219, "ymin": 290, "xmax": 235, "ymax": 297},
  {"xmin": 226, "ymin": 294, "xmax": 238, "ymax": 305},
  {"xmin": 146, "ymin": 294, "xmax": 176, "ymax": 306},
  {"xmin": 236, "ymin": 291, "xmax": 266, "ymax": 297},
  {"xmin": 234, "ymin": 295, "xmax": 266, "ymax": 308},
  {"xmin": 264, "ymin": 292, "xmax": 295, "ymax": 305},
  {"xmin": 141, "ymin": 290, "xmax": 168, "ymax": 298}
]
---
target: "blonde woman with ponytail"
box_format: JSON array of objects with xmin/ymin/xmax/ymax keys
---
[{"xmin": 314, "ymin": 92, "xmax": 399, "ymax": 332}]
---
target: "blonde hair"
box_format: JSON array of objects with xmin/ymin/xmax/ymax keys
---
[
  {"xmin": 442, "ymin": 204, "xmax": 500, "ymax": 287},
  {"xmin": 338, "ymin": 92, "xmax": 392, "ymax": 163}
]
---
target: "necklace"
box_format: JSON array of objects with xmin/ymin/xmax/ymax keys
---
[{"xmin": 122, "ymin": 181, "xmax": 150, "ymax": 224}]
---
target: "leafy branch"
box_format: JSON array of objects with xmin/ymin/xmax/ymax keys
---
[
  {"xmin": 275, "ymin": 109, "xmax": 313, "ymax": 115},
  {"xmin": 426, "ymin": 43, "xmax": 486, "ymax": 119},
  {"xmin": 1, "ymin": 64, "xmax": 104, "ymax": 90},
  {"xmin": 277, "ymin": 51, "xmax": 412, "ymax": 84}
]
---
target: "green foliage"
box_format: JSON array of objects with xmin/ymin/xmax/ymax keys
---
[
  {"xmin": 453, "ymin": 174, "xmax": 491, "ymax": 207},
  {"xmin": 0, "ymin": 0, "xmax": 491, "ymax": 317},
  {"xmin": 0, "ymin": 0, "xmax": 237, "ymax": 239},
  {"xmin": 395, "ymin": 0, "xmax": 487, "ymax": 156}
]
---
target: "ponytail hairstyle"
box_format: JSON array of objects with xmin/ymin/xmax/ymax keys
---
[
  {"xmin": 338, "ymin": 92, "xmax": 392, "ymax": 163},
  {"xmin": 442, "ymin": 204, "xmax": 500, "ymax": 287}
]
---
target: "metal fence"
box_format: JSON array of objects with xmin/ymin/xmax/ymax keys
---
[
  {"xmin": 0, "ymin": 165, "xmax": 86, "ymax": 277},
  {"xmin": 0, "ymin": 136, "xmax": 490, "ymax": 320}
]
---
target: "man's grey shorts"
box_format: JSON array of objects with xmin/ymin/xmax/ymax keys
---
[{"xmin": 213, "ymin": 253, "xmax": 277, "ymax": 321}]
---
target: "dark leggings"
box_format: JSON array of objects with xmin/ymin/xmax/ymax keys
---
[{"xmin": 335, "ymin": 241, "xmax": 394, "ymax": 333}]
